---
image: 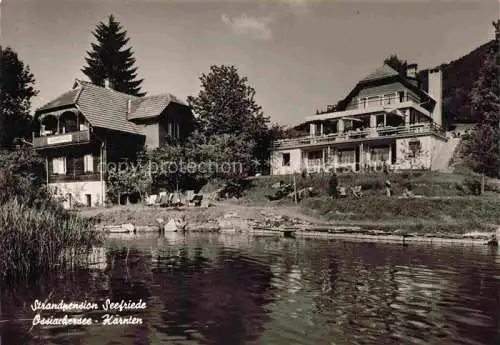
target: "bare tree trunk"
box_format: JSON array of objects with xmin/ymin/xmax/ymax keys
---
[{"xmin": 481, "ymin": 173, "xmax": 485, "ymax": 194}]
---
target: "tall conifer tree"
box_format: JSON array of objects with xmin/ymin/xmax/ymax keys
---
[{"xmin": 82, "ymin": 15, "xmax": 145, "ymax": 96}]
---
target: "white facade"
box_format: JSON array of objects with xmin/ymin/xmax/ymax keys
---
[
  {"xmin": 271, "ymin": 148, "xmax": 302, "ymax": 175},
  {"xmin": 49, "ymin": 181, "xmax": 105, "ymax": 209},
  {"xmin": 270, "ymin": 64, "xmax": 452, "ymax": 175}
]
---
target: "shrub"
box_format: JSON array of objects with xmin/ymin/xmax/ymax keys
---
[
  {"xmin": 358, "ymin": 179, "xmax": 384, "ymax": 191},
  {"xmin": 463, "ymin": 177, "xmax": 482, "ymax": 195},
  {"xmin": 0, "ymin": 149, "xmax": 102, "ymax": 279}
]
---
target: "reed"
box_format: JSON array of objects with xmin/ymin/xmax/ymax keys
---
[{"xmin": 0, "ymin": 199, "xmax": 103, "ymax": 280}]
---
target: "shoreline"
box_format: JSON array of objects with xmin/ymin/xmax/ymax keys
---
[
  {"xmin": 248, "ymin": 229, "xmax": 491, "ymax": 245},
  {"xmin": 82, "ymin": 203, "xmax": 499, "ymax": 246},
  {"xmin": 103, "ymin": 228, "xmax": 493, "ymax": 246}
]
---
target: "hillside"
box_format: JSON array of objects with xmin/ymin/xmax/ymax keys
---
[{"xmin": 418, "ymin": 39, "xmax": 495, "ymax": 128}]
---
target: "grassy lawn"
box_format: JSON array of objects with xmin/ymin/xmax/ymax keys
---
[
  {"xmin": 239, "ymin": 171, "xmax": 500, "ymax": 234},
  {"xmin": 79, "ymin": 171, "xmax": 500, "ymax": 236},
  {"xmin": 301, "ymin": 195, "xmax": 499, "ymax": 234}
]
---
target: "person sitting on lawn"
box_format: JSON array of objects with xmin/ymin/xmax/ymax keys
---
[
  {"xmin": 403, "ymin": 182, "xmax": 415, "ymax": 198},
  {"xmin": 351, "ymin": 185, "xmax": 363, "ymax": 199}
]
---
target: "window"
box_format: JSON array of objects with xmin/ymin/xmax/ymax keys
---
[
  {"xmin": 410, "ymin": 112, "xmax": 417, "ymax": 124},
  {"xmin": 344, "ymin": 120, "xmax": 353, "ymax": 132},
  {"xmin": 282, "ymin": 153, "xmax": 291, "ymax": 167},
  {"xmin": 315, "ymin": 123, "xmax": 322, "ymax": 136},
  {"xmin": 376, "ymin": 114, "xmax": 385, "ymax": 127},
  {"xmin": 408, "ymin": 140, "xmax": 421, "ymax": 157},
  {"xmin": 85, "ymin": 194, "xmax": 92, "ymax": 207},
  {"xmin": 84, "ymin": 154, "xmax": 94, "ymax": 172},
  {"xmin": 168, "ymin": 121, "xmax": 179, "ymax": 138},
  {"xmin": 338, "ymin": 150, "xmax": 355, "ymax": 164},
  {"xmin": 307, "ymin": 150, "xmax": 323, "ymax": 167},
  {"xmin": 358, "ymin": 97, "xmax": 367, "ymax": 109},
  {"xmin": 370, "ymin": 146, "xmax": 389, "ymax": 163},
  {"xmin": 52, "ymin": 157, "xmax": 66, "ymax": 175},
  {"xmin": 398, "ymin": 91, "xmax": 405, "ymax": 103}
]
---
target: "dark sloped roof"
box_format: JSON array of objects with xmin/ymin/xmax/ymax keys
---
[
  {"xmin": 359, "ymin": 64, "xmax": 399, "ymax": 83},
  {"xmin": 335, "ymin": 64, "xmax": 435, "ymax": 111},
  {"xmin": 35, "ymin": 80, "xmax": 190, "ymax": 135},
  {"xmin": 128, "ymin": 94, "xmax": 186, "ymax": 121},
  {"xmin": 37, "ymin": 89, "xmax": 80, "ymax": 112},
  {"xmin": 72, "ymin": 80, "xmax": 142, "ymax": 134}
]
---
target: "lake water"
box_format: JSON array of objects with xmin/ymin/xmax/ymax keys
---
[{"xmin": 1, "ymin": 233, "xmax": 499, "ymax": 345}]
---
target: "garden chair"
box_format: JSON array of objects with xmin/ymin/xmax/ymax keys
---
[
  {"xmin": 189, "ymin": 194, "xmax": 203, "ymax": 207},
  {"xmin": 146, "ymin": 194, "xmax": 158, "ymax": 206},
  {"xmin": 351, "ymin": 185, "xmax": 363, "ymax": 199},
  {"xmin": 186, "ymin": 190, "xmax": 195, "ymax": 200},
  {"xmin": 337, "ymin": 186, "xmax": 347, "ymax": 198},
  {"xmin": 171, "ymin": 192, "xmax": 183, "ymax": 207}
]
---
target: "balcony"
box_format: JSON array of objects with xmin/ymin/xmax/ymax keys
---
[
  {"xmin": 310, "ymin": 94, "xmax": 431, "ymax": 121},
  {"xmin": 33, "ymin": 130, "xmax": 92, "ymax": 148},
  {"xmin": 345, "ymin": 93, "xmax": 422, "ymax": 111},
  {"xmin": 274, "ymin": 122, "xmax": 446, "ymax": 150}
]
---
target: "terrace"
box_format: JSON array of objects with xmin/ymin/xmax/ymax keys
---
[{"xmin": 274, "ymin": 122, "xmax": 446, "ymax": 150}]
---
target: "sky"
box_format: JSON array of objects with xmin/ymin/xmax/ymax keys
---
[{"xmin": 1, "ymin": 0, "xmax": 498, "ymax": 127}]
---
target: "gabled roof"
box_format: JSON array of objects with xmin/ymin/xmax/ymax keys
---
[
  {"xmin": 36, "ymin": 89, "xmax": 80, "ymax": 112},
  {"xmin": 73, "ymin": 80, "xmax": 143, "ymax": 134},
  {"xmin": 128, "ymin": 94, "xmax": 186, "ymax": 121},
  {"xmin": 359, "ymin": 64, "xmax": 399, "ymax": 83},
  {"xmin": 35, "ymin": 80, "xmax": 190, "ymax": 135},
  {"xmin": 335, "ymin": 64, "xmax": 435, "ymax": 111}
]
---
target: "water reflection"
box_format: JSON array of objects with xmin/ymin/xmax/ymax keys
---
[{"xmin": 0, "ymin": 234, "xmax": 499, "ymax": 345}]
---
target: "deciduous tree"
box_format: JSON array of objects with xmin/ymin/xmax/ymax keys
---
[
  {"xmin": 187, "ymin": 65, "xmax": 276, "ymax": 172},
  {"xmin": 0, "ymin": 46, "xmax": 38, "ymax": 149},
  {"xmin": 462, "ymin": 20, "xmax": 499, "ymax": 177}
]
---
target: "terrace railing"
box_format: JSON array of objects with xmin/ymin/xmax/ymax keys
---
[
  {"xmin": 346, "ymin": 93, "xmax": 422, "ymax": 111},
  {"xmin": 33, "ymin": 130, "xmax": 92, "ymax": 148},
  {"xmin": 274, "ymin": 122, "xmax": 445, "ymax": 149}
]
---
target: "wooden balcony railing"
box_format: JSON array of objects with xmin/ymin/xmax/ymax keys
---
[
  {"xmin": 274, "ymin": 122, "xmax": 445, "ymax": 150},
  {"xmin": 33, "ymin": 130, "xmax": 92, "ymax": 148},
  {"xmin": 345, "ymin": 93, "xmax": 422, "ymax": 111}
]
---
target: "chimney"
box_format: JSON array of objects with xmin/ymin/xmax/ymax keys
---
[
  {"xmin": 428, "ymin": 66, "xmax": 443, "ymax": 127},
  {"xmin": 406, "ymin": 63, "xmax": 418, "ymax": 79},
  {"xmin": 104, "ymin": 78, "xmax": 111, "ymax": 89},
  {"xmin": 127, "ymin": 99, "xmax": 131, "ymax": 115}
]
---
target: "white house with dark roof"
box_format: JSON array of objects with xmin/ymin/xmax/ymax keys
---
[
  {"xmin": 271, "ymin": 64, "xmax": 461, "ymax": 175},
  {"xmin": 33, "ymin": 79, "xmax": 195, "ymax": 208}
]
